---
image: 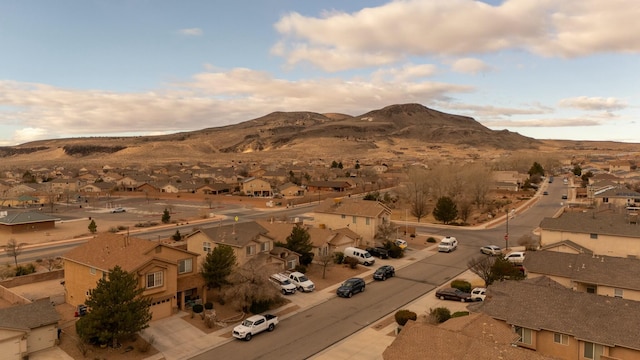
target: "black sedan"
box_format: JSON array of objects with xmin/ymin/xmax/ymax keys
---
[
  {"xmin": 435, "ymin": 287, "xmax": 471, "ymax": 302},
  {"xmin": 366, "ymin": 247, "xmax": 389, "ymax": 259},
  {"xmin": 373, "ymin": 265, "xmax": 395, "ymax": 281},
  {"xmin": 336, "ymin": 277, "xmax": 366, "ymax": 298}
]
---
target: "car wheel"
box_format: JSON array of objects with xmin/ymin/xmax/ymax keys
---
[
  {"xmin": 439, "ymin": 295, "xmax": 445, "ymax": 300},
  {"xmin": 382, "ymin": 276, "xmax": 386, "ymax": 281},
  {"xmin": 268, "ymin": 323, "xmax": 275, "ymax": 332},
  {"xmin": 282, "ymin": 289, "xmax": 287, "ymax": 295},
  {"xmin": 298, "ymin": 286, "xmax": 304, "ymax": 292},
  {"xmin": 361, "ymin": 286, "xmax": 365, "ymax": 292},
  {"xmin": 245, "ymin": 333, "xmax": 252, "ymax": 341},
  {"xmin": 348, "ymin": 292, "xmax": 353, "ymax": 298},
  {"xmin": 460, "ymin": 298, "xmax": 466, "ymax": 303}
]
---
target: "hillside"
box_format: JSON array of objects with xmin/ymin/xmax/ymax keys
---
[{"xmin": 1, "ymin": 103, "xmax": 631, "ymax": 169}]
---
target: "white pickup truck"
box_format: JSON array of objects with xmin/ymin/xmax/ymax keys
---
[
  {"xmin": 232, "ymin": 314, "xmax": 278, "ymax": 341},
  {"xmin": 285, "ymin": 271, "xmax": 315, "ymax": 292}
]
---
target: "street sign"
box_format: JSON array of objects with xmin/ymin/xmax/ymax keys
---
[{"xmin": 504, "ymin": 234, "xmax": 509, "ymax": 241}]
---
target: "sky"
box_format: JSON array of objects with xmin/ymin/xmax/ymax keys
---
[{"xmin": 1, "ymin": 0, "xmax": 639, "ymax": 146}]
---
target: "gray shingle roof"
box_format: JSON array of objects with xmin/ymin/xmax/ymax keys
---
[
  {"xmin": 313, "ymin": 198, "xmax": 391, "ymax": 217},
  {"xmin": 525, "ymin": 251, "xmax": 640, "ymax": 290},
  {"xmin": 0, "ymin": 211, "xmax": 61, "ymax": 225},
  {"xmin": 471, "ymin": 278, "xmax": 640, "ymax": 350},
  {"xmin": 197, "ymin": 221, "xmax": 270, "ymax": 247},
  {"xmin": 0, "ymin": 300, "xmax": 60, "ymax": 331},
  {"xmin": 540, "ymin": 211, "xmax": 640, "ymax": 238}
]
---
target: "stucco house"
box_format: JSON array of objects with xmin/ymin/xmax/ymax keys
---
[
  {"xmin": 594, "ymin": 187, "xmax": 640, "ymax": 208},
  {"xmin": 312, "ymin": 198, "xmax": 391, "ymax": 246},
  {"xmin": 0, "ymin": 299, "xmax": 61, "ymax": 360},
  {"xmin": 470, "ymin": 277, "xmax": 640, "ymax": 360},
  {"xmin": 524, "ymin": 250, "xmax": 640, "ymax": 301},
  {"xmin": 539, "ymin": 209, "xmax": 640, "ymax": 258},
  {"xmin": 63, "ymin": 233, "xmax": 203, "ymax": 320},
  {"xmin": 277, "ymin": 182, "xmax": 305, "ymax": 197},
  {"xmin": 240, "ymin": 177, "xmax": 272, "ymax": 197}
]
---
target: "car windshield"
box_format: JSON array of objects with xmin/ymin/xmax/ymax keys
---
[
  {"xmin": 241, "ymin": 320, "xmax": 254, "ymax": 327},
  {"xmin": 364, "ymin": 252, "xmax": 372, "ymax": 258},
  {"xmin": 282, "ymin": 279, "xmax": 291, "ymax": 285},
  {"xmin": 298, "ymin": 275, "xmax": 309, "ymax": 282}
]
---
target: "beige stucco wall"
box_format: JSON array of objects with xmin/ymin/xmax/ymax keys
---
[
  {"xmin": 186, "ymin": 232, "xmax": 272, "ymax": 269},
  {"xmin": 64, "ymin": 260, "xmax": 108, "ymax": 307},
  {"xmin": 535, "ymin": 330, "xmax": 577, "ymax": 359},
  {"xmin": 540, "ymin": 229, "xmax": 640, "ymax": 258},
  {"xmin": 313, "ymin": 213, "xmax": 377, "ymax": 245},
  {"xmin": 0, "ymin": 329, "xmax": 25, "ymax": 360}
]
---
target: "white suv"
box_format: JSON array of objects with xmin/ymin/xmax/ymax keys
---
[
  {"xmin": 504, "ymin": 251, "xmax": 525, "ymax": 264},
  {"xmin": 438, "ymin": 236, "xmax": 458, "ymax": 252},
  {"xmin": 269, "ymin": 274, "xmax": 297, "ymax": 295}
]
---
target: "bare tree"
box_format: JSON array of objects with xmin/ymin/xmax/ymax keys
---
[
  {"xmin": 5, "ymin": 238, "xmax": 24, "ymax": 267},
  {"xmin": 374, "ymin": 221, "xmax": 396, "ymax": 246},
  {"xmin": 317, "ymin": 253, "xmax": 334, "ymax": 279},
  {"xmin": 467, "ymin": 256, "xmax": 495, "ymax": 286},
  {"xmin": 517, "ymin": 234, "xmax": 540, "ymax": 251},
  {"xmin": 457, "ymin": 197, "xmax": 473, "ymax": 224},
  {"xmin": 223, "ymin": 258, "xmax": 281, "ymax": 312},
  {"xmin": 43, "ymin": 257, "xmax": 63, "ymax": 271},
  {"xmin": 404, "ymin": 166, "xmax": 430, "ymax": 222}
]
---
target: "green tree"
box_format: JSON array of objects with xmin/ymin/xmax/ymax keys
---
[
  {"xmin": 572, "ymin": 164, "xmax": 582, "ymax": 176},
  {"xmin": 201, "ymin": 244, "xmax": 237, "ymax": 289},
  {"xmin": 331, "ymin": 160, "xmax": 339, "ymax": 168},
  {"xmin": 161, "ymin": 208, "xmax": 171, "ymax": 224},
  {"xmin": 432, "ymin": 196, "xmax": 458, "ymax": 224},
  {"xmin": 76, "ymin": 266, "xmax": 152, "ymax": 347},
  {"xmin": 490, "ymin": 257, "xmax": 526, "ymax": 283},
  {"xmin": 527, "ymin": 162, "xmax": 545, "ymax": 177},
  {"xmin": 88, "ymin": 219, "xmax": 97, "ymax": 234},
  {"xmin": 172, "ymin": 230, "xmax": 182, "ymax": 241},
  {"xmin": 283, "ymin": 223, "xmax": 314, "ymax": 265}
]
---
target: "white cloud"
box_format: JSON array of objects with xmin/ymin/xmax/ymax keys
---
[
  {"xmin": 273, "ymin": 0, "xmax": 640, "ymax": 71},
  {"xmin": 482, "ymin": 117, "xmax": 602, "ymax": 128},
  {"xmin": 450, "ymin": 58, "xmax": 491, "ymax": 75},
  {"xmin": 179, "ymin": 28, "xmax": 203, "ymax": 36},
  {"xmin": 558, "ymin": 96, "xmax": 627, "ymax": 111}
]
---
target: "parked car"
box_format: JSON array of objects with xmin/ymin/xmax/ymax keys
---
[
  {"xmin": 336, "ymin": 277, "xmax": 366, "ymax": 298},
  {"xmin": 504, "ymin": 251, "xmax": 526, "ymax": 264},
  {"xmin": 232, "ymin": 314, "xmax": 278, "ymax": 341},
  {"xmin": 470, "ymin": 287, "xmax": 486, "ymax": 301},
  {"xmin": 543, "ymin": 191, "xmax": 549, "ymax": 195},
  {"xmin": 269, "ymin": 273, "xmax": 297, "ymax": 295},
  {"xmin": 438, "ymin": 236, "xmax": 458, "ymax": 252},
  {"xmin": 480, "ymin": 245, "xmax": 502, "ymax": 256},
  {"xmin": 343, "ymin": 247, "xmax": 375, "ymax": 266},
  {"xmin": 366, "ymin": 246, "xmax": 389, "ymax": 259},
  {"xmin": 561, "ymin": 194, "xmax": 568, "ymax": 199},
  {"xmin": 373, "ymin": 265, "xmax": 395, "ymax": 281},
  {"xmin": 435, "ymin": 287, "xmax": 471, "ymax": 302},
  {"xmin": 285, "ymin": 271, "xmax": 315, "ymax": 292},
  {"xmin": 111, "ymin": 207, "xmax": 126, "ymax": 213},
  {"xmin": 394, "ymin": 239, "xmax": 408, "ymax": 249}
]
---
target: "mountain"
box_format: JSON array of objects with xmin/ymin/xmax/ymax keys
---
[{"xmin": 1, "ymin": 103, "xmax": 540, "ymax": 167}]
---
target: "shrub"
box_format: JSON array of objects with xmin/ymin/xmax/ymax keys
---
[
  {"xmin": 451, "ymin": 311, "xmax": 470, "ymax": 318},
  {"xmin": 343, "ymin": 256, "xmax": 359, "ymax": 269},
  {"xmin": 192, "ymin": 304, "xmax": 204, "ymax": 314},
  {"xmin": 333, "ymin": 251, "xmax": 345, "ymax": 264},
  {"xmin": 384, "ymin": 240, "xmax": 404, "ymax": 258},
  {"xmin": 294, "ymin": 264, "xmax": 307, "ymax": 273},
  {"xmin": 426, "ymin": 237, "xmax": 437, "ymax": 243},
  {"xmin": 395, "ymin": 309, "xmax": 417, "ymax": 326},
  {"xmin": 204, "ymin": 302, "xmax": 214, "ymax": 310},
  {"xmin": 15, "ymin": 263, "xmax": 36, "ymax": 276},
  {"xmin": 109, "ymin": 227, "xmax": 118, "ymax": 233},
  {"xmin": 250, "ymin": 299, "xmax": 271, "ymax": 314},
  {"xmin": 450, "ymin": 279, "xmax": 472, "ymax": 293},
  {"xmin": 430, "ymin": 307, "xmax": 451, "ymax": 323}
]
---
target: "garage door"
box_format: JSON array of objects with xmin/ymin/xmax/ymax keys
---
[
  {"xmin": 0, "ymin": 336, "xmax": 23, "ymax": 360},
  {"xmin": 150, "ymin": 299, "xmax": 172, "ymax": 320},
  {"xmin": 27, "ymin": 326, "xmax": 56, "ymax": 353}
]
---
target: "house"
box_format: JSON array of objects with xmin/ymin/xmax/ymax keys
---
[
  {"xmin": 306, "ymin": 180, "xmax": 353, "ymax": 192},
  {"xmin": 185, "ymin": 221, "xmax": 284, "ymax": 270},
  {"xmin": 609, "ymin": 160, "xmax": 633, "ymax": 173},
  {"xmin": 195, "ymin": 182, "xmax": 232, "ymax": 195},
  {"xmin": 313, "ymin": 198, "xmax": 391, "ymax": 246},
  {"xmin": 277, "ymin": 182, "xmax": 305, "ymax": 197},
  {"xmin": 470, "ymin": 277, "xmax": 640, "ymax": 360},
  {"xmin": 383, "ymin": 313, "xmax": 558, "ymax": 360},
  {"xmin": 79, "ymin": 182, "xmax": 115, "ymax": 195},
  {"xmin": 524, "ymin": 250, "xmax": 640, "ymax": 301},
  {"xmin": 240, "ymin": 177, "xmax": 272, "ymax": 197},
  {"xmin": 0, "ymin": 299, "xmax": 61, "ymax": 360},
  {"xmin": 0, "ymin": 211, "xmax": 60, "ymax": 234},
  {"xmin": 539, "ymin": 209, "xmax": 640, "ymax": 258},
  {"xmin": 594, "ymin": 187, "xmax": 640, "ymax": 208},
  {"xmin": 62, "ymin": 233, "xmax": 203, "ymax": 320},
  {"xmin": 492, "ymin": 171, "xmax": 526, "ymax": 191}
]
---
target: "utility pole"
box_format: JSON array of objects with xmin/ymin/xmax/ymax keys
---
[{"xmin": 505, "ymin": 209, "xmax": 509, "ymax": 251}]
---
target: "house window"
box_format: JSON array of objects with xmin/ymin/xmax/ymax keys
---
[
  {"xmin": 584, "ymin": 342, "xmax": 604, "ymax": 359},
  {"xmin": 90, "ymin": 267, "xmax": 96, "ymax": 275},
  {"xmin": 179, "ymin": 258, "xmax": 192, "ymax": 274},
  {"xmin": 352, "ymin": 216, "xmax": 357, "ymax": 224},
  {"xmin": 586, "ymin": 285, "xmax": 597, "ymax": 294},
  {"xmin": 341, "ymin": 214, "xmax": 346, "ymax": 219},
  {"xmin": 203, "ymin": 242, "xmax": 211, "ymax": 253},
  {"xmin": 261, "ymin": 242, "xmax": 269, "ymax": 252},
  {"xmin": 365, "ymin": 217, "xmax": 370, "ymax": 225},
  {"xmin": 603, "ymin": 197, "xmax": 609, "ymax": 203},
  {"xmin": 246, "ymin": 245, "xmax": 256, "ymax": 256},
  {"xmin": 590, "ymin": 233, "xmax": 598, "ymax": 239},
  {"xmin": 553, "ymin": 333, "xmax": 569, "ymax": 345},
  {"xmin": 614, "ymin": 288, "xmax": 623, "ymax": 298},
  {"xmin": 287, "ymin": 259, "xmax": 296, "ymax": 269},
  {"xmin": 515, "ymin": 326, "xmax": 532, "ymax": 345},
  {"xmin": 147, "ymin": 271, "xmax": 163, "ymax": 289}
]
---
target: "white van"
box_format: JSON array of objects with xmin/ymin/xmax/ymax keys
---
[
  {"xmin": 438, "ymin": 236, "xmax": 458, "ymax": 253},
  {"xmin": 269, "ymin": 273, "xmax": 297, "ymax": 295},
  {"xmin": 343, "ymin": 247, "xmax": 375, "ymax": 266}
]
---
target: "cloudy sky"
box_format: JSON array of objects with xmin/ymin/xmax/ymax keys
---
[{"xmin": 1, "ymin": 0, "xmax": 639, "ymax": 146}]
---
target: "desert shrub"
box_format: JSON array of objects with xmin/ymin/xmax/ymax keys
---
[
  {"xmin": 333, "ymin": 251, "xmax": 345, "ymax": 264},
  {"xmin": 109, "ymin": 227, "xmax": 119, "ymax": 233},
  {"xmin": 294, "ymin": 264, "xmax": 307, "ymax": 273},
  {"xmin": 384, "ymin": 241, "xmax": 404, "ymax": 258},
  {"xmin": 204, "ymin": 302, "xmax": 214, "ymax": 310},
  {"xmin": 15, "ymin": 263, "xmax": 36, "ymax": 276},
  {"xmin": 192, "ymin": 304, "xmax": 204, "ymax": 314},
  {"xmin": 450, "ymin": 279, "xmax": 472, "ymax": 293},
  {"xmin": 343, "ymin": 256, "xmax": 359, "ymax": 269},
  {"xmin": 451, "ymin": 311, "xmax": 470, "ymax": 318},
  {"xmin": 117, "ymin": 225, "xmax": 128, "ymax": 230},
  {"xmin": 250, "ymin": 299, "xmax": 272, "ymax": 314},
  {"xmin": 395, "ymin": 309, "xmax": 417, "ymax": 326},
  {"xmin": 427, "ymin": 237, "xmax": 437, "ymax": 243},
  {"xmin": 430, "ymin": 307, "xmax": 451, "ymax": 323}
]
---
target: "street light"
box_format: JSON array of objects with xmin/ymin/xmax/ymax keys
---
[{"xmin": 505, "ymin": 209, "xmax": 509, "ymax": 251}]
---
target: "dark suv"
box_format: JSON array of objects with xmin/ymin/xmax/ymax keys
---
[
  {"xmin": 366, "ymin": 246, "xmax": 389, "ymax": 259},
  {"xmin": 336, "ymin": 277, "xmax": 366, "ymax": 298},
  {"xmin": 373, "ymin": 265, "xmax": 395, "ymax": 281}
]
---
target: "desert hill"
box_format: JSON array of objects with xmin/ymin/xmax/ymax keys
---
[{"xmin": 0, "ymin": 103, "xmax": 633, "ymax": 169}]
